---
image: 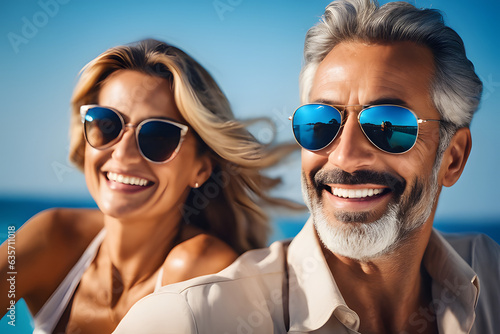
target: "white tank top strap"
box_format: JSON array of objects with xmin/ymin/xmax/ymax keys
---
[
  {"xmin": 33, "ymin": 229, "xmax": 106, "ymax": 334},
  {"xmin": 154, "ymin": 267, "xmax": 164, "ymax": 292}
]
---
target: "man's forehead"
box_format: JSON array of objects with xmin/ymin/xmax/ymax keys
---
[
  {"xmin": 318, "ymin": 41, "xmax": 434, "ymax": 66},
  {"xmin": 310, "ymin": 41, "xmax": 435, "ymax": 105}
]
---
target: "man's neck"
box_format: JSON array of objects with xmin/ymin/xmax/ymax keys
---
[{"xmin": 323, "ymin": 223, "xmax": 439, "ymax": 333}]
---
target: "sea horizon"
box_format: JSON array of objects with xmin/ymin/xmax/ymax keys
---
[{"xmin": 1, "ymin": 195, "xmax": 499, "ymax": 243}]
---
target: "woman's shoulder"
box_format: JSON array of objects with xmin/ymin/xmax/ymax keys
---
[
  {"xmin": 162, "ymin": 226, "xmax": 239, "ymax": 284},
  {"xmin": 11, "ymin": 208, "xmax": 104, "ymax": 312},
  {"xmin": 21, "ymin": 208, "xmax": 104, "ymax": 247}
]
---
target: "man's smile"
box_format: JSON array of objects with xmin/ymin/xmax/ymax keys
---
[
  {"xmin": 326, "ymin": 186, "xmax": 389, "ymax": 199},
  {"xmin": 321, "ymin": 184, "xmax": 393, "ymax": 212}
]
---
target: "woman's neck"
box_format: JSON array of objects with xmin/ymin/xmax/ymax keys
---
[{"xmin": 100, "ymin": 213, "xmax": 182, "ymax": 290}]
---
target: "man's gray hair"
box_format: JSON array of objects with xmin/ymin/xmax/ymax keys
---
[{"xmin": 300, "ymin": 0, "xmax": 482, "ymax": 132}]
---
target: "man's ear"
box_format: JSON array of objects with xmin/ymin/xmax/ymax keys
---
[{"xmin": 440, "ymin": 127, "xmax": 472, "ymax": 187}]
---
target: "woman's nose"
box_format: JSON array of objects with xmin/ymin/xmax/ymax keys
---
[{"xmin": 110, "ymin": 126, "xmax": 143, "ymax": 164}]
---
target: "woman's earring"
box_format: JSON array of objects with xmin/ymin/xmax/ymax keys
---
[{"xmin": 194, "ymin": 182, "xmax": 199, "ymax": 188}]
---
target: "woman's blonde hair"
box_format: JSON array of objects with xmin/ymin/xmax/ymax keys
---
[{"xmin": 69, "ymin": 39, "xmax": 300, "ymax": 253}]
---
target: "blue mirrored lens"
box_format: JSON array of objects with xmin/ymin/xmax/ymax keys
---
[
  {"xmin": 84, "ymin": 107, "xmax": 122, "ymax": 148},
  {"xmin": 292, "ymin": 104, "xmax": 342, "ymax": 150},
  {"xmin": 138, "ymin": 121, "xmax": 182, "ymax": 162},
  {"xmin": 359, "ymin": 105, "xmax": 418, "ymax": 153}
]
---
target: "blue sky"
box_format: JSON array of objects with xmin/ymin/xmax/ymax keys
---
[{"xmin": 0, "ymin": 0, "xmax": 499, "ymax": 222}]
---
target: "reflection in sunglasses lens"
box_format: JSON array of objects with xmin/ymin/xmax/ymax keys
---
[
  {"xmin": 292, "ymin": 104, "xmax": 342, "ymax": 151},
  {"xmin": 85, "ymin": 108, "xmax": 122, "ymax": 148},
  {"xmin": 292, "ymin": 104, "xmax": 421, "ymax": 154},
  {"xmin": 359, "ymin": 106, "xmax": 418, "ymax": 153}
]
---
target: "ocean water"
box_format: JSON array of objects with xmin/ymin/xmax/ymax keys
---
[{"xmin": 1, "ymin": 197, "xmax": 499, "ymax": 333}]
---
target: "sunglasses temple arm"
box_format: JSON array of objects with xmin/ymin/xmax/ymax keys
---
[{"xmin": 418, "ymin": 119, "xmax": 442, "ymax": 124}]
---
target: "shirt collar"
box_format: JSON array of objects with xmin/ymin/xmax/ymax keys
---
[
  {"xmin": 286, "ymin": 219, "xmax": 479, "ymax": 333},
  {"xmin": 287, "ymin": 217, "xmax": 360, "ymax": 332},
  {"xmin": 423, "ymin": 229, "xmax": 480, "ymax": 333}
]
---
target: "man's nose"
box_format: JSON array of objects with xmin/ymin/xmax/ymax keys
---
[{"xmin": 325, "ymin": 113, "xmax": 377, "ymax": 173}]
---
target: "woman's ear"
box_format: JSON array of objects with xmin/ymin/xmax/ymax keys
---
[
  {"xmin": 440, "ymin": 127, "xmax": 472, "ymax": 187},
  {"xmin": 192, "ymin": 153, "xmax": 214, "ymax": 188}
]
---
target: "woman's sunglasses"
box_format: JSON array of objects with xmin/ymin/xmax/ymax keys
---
[
  {"xmin": 80, "ymin": 105, "xmax": 188, "ymax": 163},
  {"xmin": 290, "ymin": 104, "xmax": 443, "ymax": 154}
]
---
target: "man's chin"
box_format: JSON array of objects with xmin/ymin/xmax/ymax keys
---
[
  {"xmin": 332, "ymin": 210, "xmax": 374, "ymax": 224},
  {"xmin": 312, "ymin": 204, "xmax": 401, "ymax": 261}
]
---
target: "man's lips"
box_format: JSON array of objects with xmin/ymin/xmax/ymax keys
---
[
  {"xmin": 322, "ymin": 184, "xmax": 391, "ymax": 199},
  {"xmin": 314, "ymin": 169, "xmax": 405, "ymax": 202},
  {"xmin": 322, "ymin": 184, "xmax": 392, "ymax": 211}
]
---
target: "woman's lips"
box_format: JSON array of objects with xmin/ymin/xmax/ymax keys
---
[
  {"xmin": 107, "ymin": 171, "xmax": 152, "ymax": 186},
  {"xmin": 105, "ymin": 171, "xmax": 154, "ymax": 192}
]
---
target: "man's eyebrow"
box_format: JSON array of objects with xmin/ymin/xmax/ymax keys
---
[
  {"xmin": 311, "ymin": 98, "xmax": 343, "ymax": 105},
  {"xmin": 310, "ymin": 97, "xmax": 410, "ymax": 108},
  {"xmin": 366, "ymin": 98, "xmax": 410, "ymax": 108}
]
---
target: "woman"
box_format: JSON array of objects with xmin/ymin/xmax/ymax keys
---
[{"xmin": 0, "ymin": 39, "xmax": 298, "ymax": 333}]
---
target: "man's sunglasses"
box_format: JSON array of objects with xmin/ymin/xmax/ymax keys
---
[
  {"xmin": 290, "ymin": 104, "xmax": 442, "ymax": 154},
  {"xmin": 80, "ymin": 105, "xmax": 188, "ymax": 163}
]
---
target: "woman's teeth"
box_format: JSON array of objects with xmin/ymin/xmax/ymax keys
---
[
  {"xmin": 331, "ymin": 187, "xmax": 385, "ymax": 199},
  {"xmin": 107, "ymin": 172, "xmax": 149, "ymax": 186}
]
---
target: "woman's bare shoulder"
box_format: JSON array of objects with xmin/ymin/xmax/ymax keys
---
[
  {"xmin": 20, "ymin": 208, "xmax": 104, "ymax": 247},
  {"xmin": 4, "ymin": 208, "xmax": 104, "ymax": 312},
  {"xmin": 161, "ymin": 226, "xmax": 238, "ymax": 284}
]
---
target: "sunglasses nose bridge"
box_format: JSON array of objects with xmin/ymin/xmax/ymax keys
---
[
  {"xmin": 324, "ymin": 111, "xmax": 378, "ymax": 172},
  {"xmin": 341, "ymin": 109, "xmax": 366, "ymax": 137},
  {"xmin": 110, "ymin": 123, "xmax": 143, "ymax": 163},
  {"xmin": 123, "ymin": 123, "xmax": 141, "ymax": 145},
  {"xmin": 124, "ymin": 123, "xmax": 138, "ymax": 130},
  {"xmin": 118, "ymin": 123, "xmax": 140, "ymax": 147}
]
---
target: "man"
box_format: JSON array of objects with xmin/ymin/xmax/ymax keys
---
[{"xmin": 114, "ymin": 0, "xmax": 500, "ymax": 333}]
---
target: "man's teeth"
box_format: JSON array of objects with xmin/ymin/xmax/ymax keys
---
[
  {"xmin": 331, "ymin": 187, "xmax": 384, "ymax": 199},
  {"xmin": 107, "ymin": 172, "xmax": 149, "ymax": 186}
]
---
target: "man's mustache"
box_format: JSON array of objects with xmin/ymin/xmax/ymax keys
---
[{"xmin": 314, "ymin": 169, "xmax": 406, "ymax": 196}]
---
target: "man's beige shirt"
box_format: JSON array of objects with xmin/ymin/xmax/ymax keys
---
[{"xmin": 115, "ymin": 219, "xmax": 500, "ymax": 333}]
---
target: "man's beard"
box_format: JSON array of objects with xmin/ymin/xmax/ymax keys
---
[{"xmin": 302, "ymin": 159, "xmax": 441, "ymax": 261}]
